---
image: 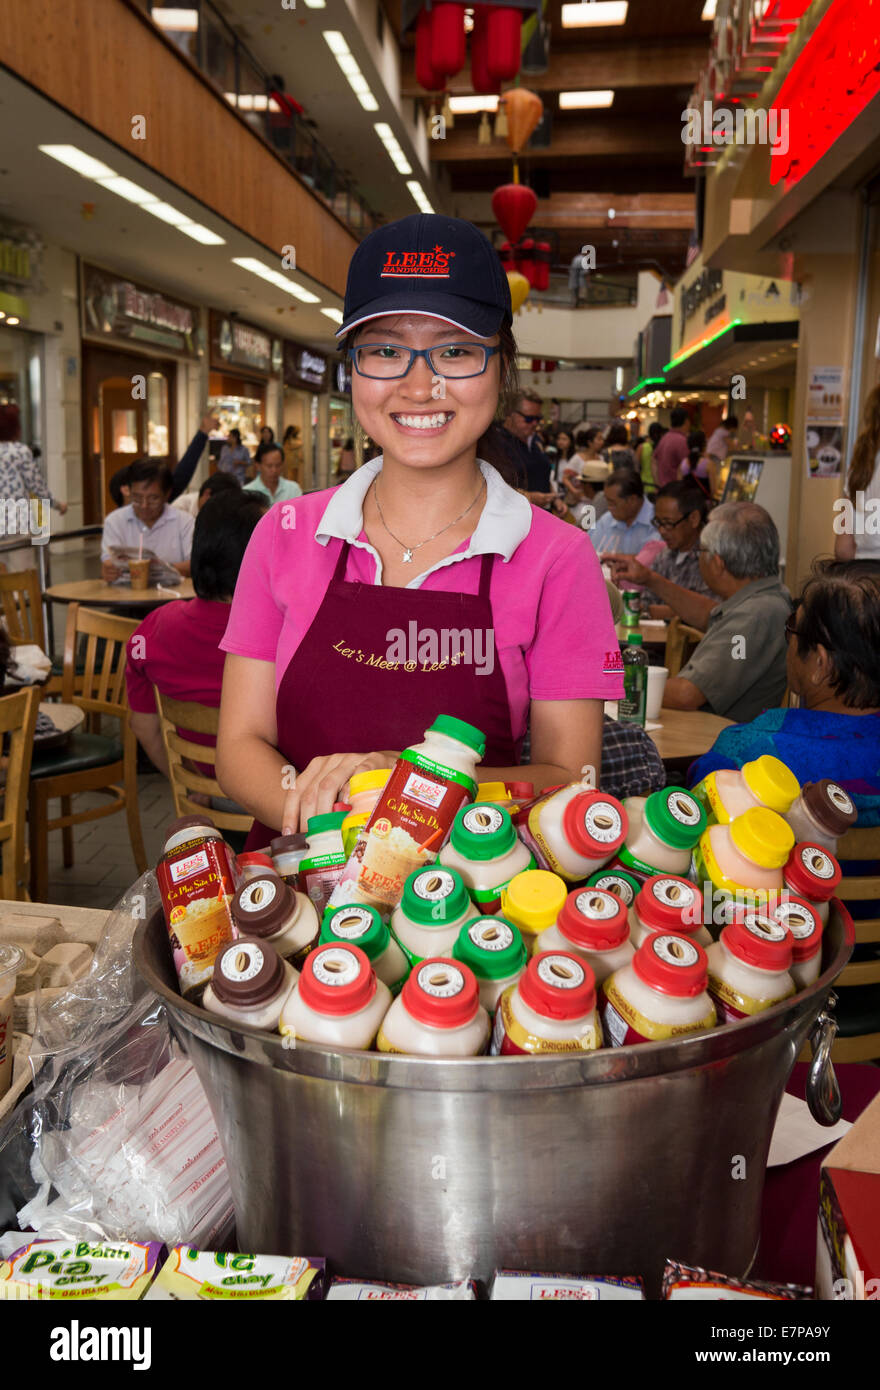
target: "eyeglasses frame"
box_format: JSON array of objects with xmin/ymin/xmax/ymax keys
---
[{"xmin": 348, "ymin": 342, "xmax": 501, "ymax": 380}]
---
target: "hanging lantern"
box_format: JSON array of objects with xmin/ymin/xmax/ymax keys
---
[
  {"xmin": 494, "ymin": 98, "xmax": 508, "ymax": 139},
  {"xmin": 429, "ymin": 3, "xmax": 466, "ymax": 80},
  {"xmin": 531, "ymin": 358, "xmax": 542, "ymax": 373},
  {"xmin": 506, "ymin": 271, "xmax": 530, "ymax": 314},
  {"xmin": 478, "ymin": 111, "xmax": 492, "ymax": 145},
  {"xmin": 533, "ymin": 240, "xmax": 551, "ymax": 291},
  {"xmin": 470, "ymin": 5, "xmax": 501, "ymax": 95},
  {"xmin": 492, "ymin": 182, "xmax": 537, "ymax": 243},
  {"xmin": 515, "ymin": 237, "xmax": 536, "ymax": 287},
  {"xmin": 415, "ymin": 7, "xmax": 445, "ymax": 91},
  {"xmin": 486, "ymin": 6, "xmax": 522, "ymax": 82},
  {"xmin": 497, "ymin": 240, "xmax": 516, "ymax": 269},
  {"xmin": 502, "ymin": 87, "xmax": 544, "ymax": 154}
]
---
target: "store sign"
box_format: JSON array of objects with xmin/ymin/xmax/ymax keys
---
[
  {"xmin": 210, "ymin": 311, "xmax": 275, "ymax": 374},
  {"xmin": 0, "ymin": 240, "xmax": 29, "ymax": 285},
  {"xmin": 335, "ymin": 360, "xmax": 352, "ymax": 395},
  {"xmin": 680, "ymin": 266, "xmax": 724, "ymax": 340},
  {"xmin": 82, "ymin": 264, "xmax": 201, "ymax": 357},
  {"xmin": 284, "ymin": 341, "xmax": 328, "ymax": 391},
  {"xmin": 671, "ymin": 252, "xmax": 801, "ymax": 363}
]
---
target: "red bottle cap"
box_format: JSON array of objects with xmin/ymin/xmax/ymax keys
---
[
  {"xmin": 721, "ymin": 910, "xmax": 793, "ymax": 971},
  {"xmin": 561, "ymin": 791, "xmax": 627, "ymax": 859},
  {"xmin": 333, "ymin": 801, "xmax": 352, "ymax": 814},
  {"xmin": 506, "ymin": 781, "xmax": 535, "ymax": 800},
  {"xmin": 557, "ymin": 888, "xmax": 629, "ymax": 951},
  {"xmin": 773, "ymin": 896, "xmax": 823, "ymax": 962},
  {"xmin": 634, "ymin": 875, "xmax": 702, "ymax": 936},
  {"xmin": 297, "ymin": 943, "xmax": 376, "ymax": 1016},
  {"xmin": 519, "ymin": 951, "xmax": 596, "ymax": 1020},
  {"xmin": 632, "ymin": 933, "xmax": 708, "ymax": 998},
  {"xmin": 236, "ymin": 852, "xmax": 277, "ymax": 874},
  {"xmin": 400, "ymin": 958, "xmax": 480, "ymax": 1029},
  {"xmin": 782, "ymin": 842, "xmax": 841, "ymax": 902}
]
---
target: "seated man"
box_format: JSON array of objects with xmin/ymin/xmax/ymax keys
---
[
  {"xmin": 101, "ymin": 459, "xmax": 195, "ymax": 581},
  {"xmin": 632, "ymin": 502, "xmax": 790, "ymax": 722},
  {"xmin": 243, "ymin": 443, "xmax": 303, "ymax": 506},
  {"xmin": 607, "ymin": 479, "xmax": 713, "ymax": 619},
  {"xmin": 589, "ymin": 470, "xmax": 655, "ymax": 557}
]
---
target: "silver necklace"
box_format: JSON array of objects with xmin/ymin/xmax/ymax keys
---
[{"xmin": 373, "ymin": 476, "xmax": 486, "ymax": 563}]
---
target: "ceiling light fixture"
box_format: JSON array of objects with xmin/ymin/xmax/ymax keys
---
[
  {"xmin": 224, "ymin": 93, "xmax": 283, "ymax": 113},
  {"xmin": 374, "ymin": 123, "xmax": 412, "ymax": 175},
  {"xmin": 561, "ymin": 2, "xmax": 628, "ymax": 29},
  {"xmin": 701, "ymin": 0, "xmax": 717, "ymax": 20},
  {"xmin": 6, "ymin": 317, "xmax": 20, "ymax": 326},
  {"xmin": 231, "ymin": 256, "xmax": 321, "ymax": 303},
  {"xmin": 38, "ymin": 145, "xmax": 115, "ymax": 180},
  {"xmin": 93, "ymin": 176, "xmax": 159, "ymax": 205},
  {"xmin": 321, "ymin": 307, "xmax": 344, "ymax": 324},
  {"xmin": 448, "ymin": 94, "xmax": 499, "ymax": 113},
  {"xmin": 558, "ymin": 90, "xmax": 615, "ymax": 109},
  {"xmin": 151, "ymin": 7, "xmax": 199, "ymax": 31},
  {"xmin": 406, "ymin": 181, "xmax": 435, "ymax": 213},
  {"xmin": 302, "ymin": 0, "xmax": 326, "ymax": 7},
  {"xmin": 177, "ymin": 223, "xmax": 226, "ymax": 245},
  {"xmin": 323, "ymin": 31, "xmax": 379, "ymax": 111}
]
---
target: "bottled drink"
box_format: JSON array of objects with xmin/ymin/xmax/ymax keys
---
[{"xmin": 618, "ymin": 633, "xmax": 648, "ymax": 727}]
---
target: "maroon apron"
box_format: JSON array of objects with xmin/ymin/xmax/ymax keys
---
[{"xmin": 245, "ymin": 539, "xmax": 517, "ymax": 847}]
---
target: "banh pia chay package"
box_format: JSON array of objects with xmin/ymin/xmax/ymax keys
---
[
  {"xmin": 145, "ymin": 1247, "xmax": 325, "ymax": 1300},
  {"xmin": 0, "ymin": 1237, "xmax": 164, "ymax": 1300}
]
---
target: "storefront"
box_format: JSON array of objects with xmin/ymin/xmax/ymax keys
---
[
  {"xmin": 328, "ymin": 358, "xmax": 353, "ymax": 483},
  {"xmin": 283, "ymin": 342, "xmax": 329, "ymax": 489},
  {"xmin": 80, "ymin": 263, "xmax": 204, "ymax": 522},
  {"xmin": 208, "ymin": 312, "xmax": 282, "ymax": 465}
]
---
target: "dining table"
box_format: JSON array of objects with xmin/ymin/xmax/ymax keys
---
[{"xmin": 45, "ymin": 578, "xmax": 195, "ymax": 609}]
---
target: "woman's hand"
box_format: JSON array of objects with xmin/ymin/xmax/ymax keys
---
[{"xmin": 281, "ymin": 750, "xmax": 398, "ymax": 834}]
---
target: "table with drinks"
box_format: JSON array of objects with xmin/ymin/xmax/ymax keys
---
[{"xmin": 45, "ymin": 578, "xmax": 196, "ymax": 609}]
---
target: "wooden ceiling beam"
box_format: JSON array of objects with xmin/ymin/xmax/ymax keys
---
[{"xmin": 454, "ymin": 191, "xmax": 694, "ymax": 228}]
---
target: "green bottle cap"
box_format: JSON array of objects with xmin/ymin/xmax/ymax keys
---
[
  {"xmin": 585, "ymin": 868, "xmax": 642, "ymax": 907},
  {"xmin": 306, "ymin": 812, "xmax": 348, "ymax": 837},
  {"xmin": 320, "ymin": 903, "xmax": 389, "ymax": 960},
  {"xmin": 452, "ymin": 915, "xmax": 526, "ymax": 981},
  {"xmin": 643, "ymin": 786, "xmax": 707, "ymax": 850},
  {"xmin": 448, "ymin": 803, "xmax": 517, "ymax": 861},
  {"xmin": 400, "ymin": 864, "xmax": 472, "ymax": 925},
  {"xmin": 626, "ymin": 633, "xmax": 644, "ymax": 646},
  {"xmin": 428, "ymin": 715, "xmax": 486, "ymax": 756}
]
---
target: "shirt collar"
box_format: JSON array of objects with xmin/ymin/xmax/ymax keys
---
[
  {"xmin": 712, "ymin": 575, "xmax": 788, "ymax": 617},
  {"xmin": 315, "ymin": 456, "xmax": 532, "ymax": 563},
  {"xmin": 123, "ymin": 502, "xmax": 170, "ymax": 530},
  {"xmin": 612, "ymin": 498, "xmax": 653, "ymax": 530}
]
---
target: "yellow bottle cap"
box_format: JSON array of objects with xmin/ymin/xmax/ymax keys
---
[
  {"xmin": 341, "ymin": 811, "xmax": 370, "ymax": 836},
  {"xmin": 741, "ymin": 755, "xmax": 800, "ymax": 814},
  {"xmin": 500, "ymin": 869, "xmax": 567, "ymax": 934},
  {"xmin": 729, "ymin": 806, "xmax": 795, "ymax": 869},
  {"xmin": 477, "ymin": 781, "xmax": 512, "ymax": 803},
  {"xmin": 348, "ymin": 768, "xmax": 392, "ymax": 798}
]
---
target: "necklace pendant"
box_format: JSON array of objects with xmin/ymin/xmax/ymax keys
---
[{"xmin": 402, "ymin": 548, "xmax": 413, "ymax": 563}]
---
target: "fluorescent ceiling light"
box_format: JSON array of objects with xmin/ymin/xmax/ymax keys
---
[
  {"xmin": 143, "ymin": 200, "xmax": 195, "ymax": 226},
  {"xmin": 94, "ymin": 175, "xmax": 159, "ymax": 204},
  {"xmin": 38, "ymin": 145, "xmax": 115, "ymax": 180},
  {"xmin": 302, "ymin": 0, "xmax": 326, "ymax": 7},
  {"xmin": 322, "ymin": 31, "xmax": 379, "ymax": 111},
  {"xmin": 321, "ymin": 307, "xmax": 344, "ymax": 323},
  {"xmin": 374, "ymin": 122, "xmax": 412, "ymax": 175},
  {"xmin": 406, "ymin": 181, "xmax": 435, "ymax": 214},
  {"xmin": 152, "ymin": 7, "xmax": 199, "ymax": 30},
  {"xmin": 231, "ymin": 257, "xmax": 320, "ymax": 303},
  {"xmin": 559, "ymin": 90, "xmax": 615, "ymax": 109},
  {"xmin": 561, "ymin": 2, "xmax": 628, "ymax": 27},
  {"xmin": 448, "ymin": 95, "xmax": 499, "ymax": 113},
  {"xmin": 224, "ymin": 93, "xmax": 282, "ymax": 112},
  {"xmin": 701, "ymin": 0, "xmax": 717, "ymax": 18},
  {"xmin": 177, "ymin": 223, "xmax": 226, "ymax": 245}
]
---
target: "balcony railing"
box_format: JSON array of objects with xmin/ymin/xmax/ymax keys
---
[
  {"xmin": 529, "ymin": 271, "xmax": 639, "ymax": 309},
  {"xmin": 143, "ymin": 0, "xmax": 378, "ymax": 237}
]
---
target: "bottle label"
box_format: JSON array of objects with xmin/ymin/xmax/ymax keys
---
[
  {"xmin": 301, "ymin": 862, "xmax": 346, "ymax": 916},
  {"xmin": 708, "ymin": 973, "xmax": 794, "ymax": 1023},
  {"xmin": 600, "ymin": 979, "xmax": 715, "ymax": 1045},
  {"xmin": 798, "ymin": 846, "xmax": 835, "ymax": 880},
  {"xmin": 156, "ymin": 836, "xmax": 240, "ymax": 1000},
  {"xmin": 665, "ymin": 791, "xmax": 702, "ymax": 827},
  {"xmin": 537, "ymin": 954, "xmax": 586, "ymax": 989},
  {"xmin": 325, "ymin": 907, "xmax": 373, "ymax": 941},
  {"xmin": 589, "ymin": 873, "xmax": 637, "ymax": 906},
  {"xmin": 774, "ymin": 902, "xmax": 819, "ymax": 941},
  {"xmin": 650, "ymin": 877, "xmax": 698, "ymax": 913},
  {"xmin": 575, "ymin": 889, "xmax": 621, "ymax": 921},
  {"xmin": 617, "ymin": 845, "xmax": 666, "ymax": 878},
  {"xmin": 618, "ymin": 659, "xmax": 647, "ymax": 725},
  {"xmin": 490, "ymin": 988, "xmax": 600, "ymax": 1055},
  {"xmin": 694, "ymin": 775, "xmax": 728, "ymax": 824},
  {"xmin": 462, "ymin": 806, "xmax": 504, "ymax": 835},
  {"xmin": 220, "ymin": 943, "xmax": 264, "ymax": 983},
  {"xmin": 468, "ymin": 920, "xmax": 514, "ymax": 952},
  {"xmin": 238, "ymin": 878, "xmax": 278, "ymax": 912},
  {"xmin": 416, "ymin": 962, "xmax": 465, "ymax": 999},
  {"xmin": 375, "ymin": 1026, "xmax": 406, "ymax": 1054},
  {"xmin": 312, "ymin": 946, "xmax": 360, "ymax": 988}
]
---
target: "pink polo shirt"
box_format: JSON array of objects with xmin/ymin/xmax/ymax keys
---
[{"xmin": 220, "ymin": 460, "xmax": 624, "ymax": 747}]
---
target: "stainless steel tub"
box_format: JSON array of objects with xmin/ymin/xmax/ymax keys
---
[{"xmin": 134, "ymin": 904, "xmax": 853, "ymax": 1293}]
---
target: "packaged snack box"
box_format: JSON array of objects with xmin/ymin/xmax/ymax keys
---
[
  {"xmin": 489, "ymin": 1269, "xmax": 645, "ymax": 1300},
  {"xmin": 326, "ymin": 1276, "xmax": 476, "ymax": 1300},
  {"xmin": 0, "ymin": 1237, "xmax": 164, "ymax": 1300},
  {"xmin": 145, "ymin": 1247, "xmax": 325, "ymax": 1300}
]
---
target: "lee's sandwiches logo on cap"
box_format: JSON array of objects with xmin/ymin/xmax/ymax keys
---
[{"xmin": 381, "ymin": 245, "xmax": 456, "ymax": 278}]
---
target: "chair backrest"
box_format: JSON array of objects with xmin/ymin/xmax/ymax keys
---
[
  {"xmin": 0, "ymin": 568, "xmax": 46, "ymax": 648},
  {"xmin": 0, "ymin": 685, "xmax": 41, "ymax": 898},
  {"xmin": 832, "ymin": 825, "xmax": 880, "ymax": 985},
  {"xmin": 664, "ymin": 615, "xmax": 704, "ymax": 678},
  {"xmin": 62, "ymin": 603, "xmax": 139, "ymax": 723},
  {"xmin": 153, "ymin": 688, "xmax": 253, "ymax": 835}
]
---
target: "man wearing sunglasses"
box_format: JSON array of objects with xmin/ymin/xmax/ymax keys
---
[{"xmin": 501, "ymin": 390, "xmax": 556, "ymax": 507}]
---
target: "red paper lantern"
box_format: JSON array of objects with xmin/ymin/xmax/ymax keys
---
[
  {"xmin": 531, "ymin": 359, "xmax": 542, "ymax": 373},
  {"xmin": 416, "ymin": 8, "xmax": 444, "ymax": 91},
  {"xmin": 491, "ymin": 182, "xmax": 537, "ymax": 243},
  {"xmin": 429, "ymin": 3, "xmax": 466, "ymax": 79},
  {"xmin": 471, "ymin": 6, "xmax": 501, "ymax": 95},
  {"xmin": 497, "ymin": 240, "xmax": 516, "ymax": 269},
  {"xmin": 534, "ymin": 240, "xmax": 551, "ymax": 291},
  {"xmin": 486, "ymin": 6, "xmax": 522, "ymax": 82},
  {"xmin": 515, "ymin": 237, "xmax": 536, "ymax": 286}
]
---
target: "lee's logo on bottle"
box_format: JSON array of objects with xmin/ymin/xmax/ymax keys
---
[
  {"xmin": 170, "ymin": 848, "xmax": 210, "ymax": 883},
  {"xmin": 402, "ymin": 771, "xmax": 448, "ymax": 810}
]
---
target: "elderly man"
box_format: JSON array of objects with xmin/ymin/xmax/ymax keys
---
[
  {"xmin": 589, "ymin": 470, "xmax": 655, "ymax": 557},
  {"xmin": 607, "ymin": 479, "xmax": 712, "ymax": 617},
  {"xmin": 101, "ymin": 458, "xmax": 194, "ymax": 581},
  {"xmin": 613, "ymin": 502, "xmax": 790, "ymax": 722}
]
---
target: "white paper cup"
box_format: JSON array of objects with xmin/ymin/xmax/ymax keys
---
[{"xmin": 645, "ymin": 666, "xmax": 669, "ymax": 721}]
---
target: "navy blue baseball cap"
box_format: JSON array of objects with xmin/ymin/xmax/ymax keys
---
[{"xmin": 336, "ymin": 213, "xmax": 512, "ymax": 339}]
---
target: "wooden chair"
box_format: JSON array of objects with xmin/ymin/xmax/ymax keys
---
[
  {"xmin": 154, "ymin": 689, "xmax": 253, "ymax": 840},
  {"xmin": 0, "ymin": 686, "xmax": 40, "ymax": 899},
  {"xmin": 28, "ymin": 604, "xmax": 147, "ymax": 902},
  {"xmin": 826, "ymin": 826, "xmax": 880, "ymax": 1062},
  {"xmin": 0, "ymin": 567, "xmax": 46, "ymax": 647},
  {"xmin": 664, "ymin": 615, "xmax": 704, "ymax": 678}
]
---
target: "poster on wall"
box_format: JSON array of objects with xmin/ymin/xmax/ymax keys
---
[
  {"xmin": 805, "ymin": 421, "xmax": 844, "ymax": 480},
  {"xmin": 807, "ymin": 366, "xmax": 845, "ymax": 422}
]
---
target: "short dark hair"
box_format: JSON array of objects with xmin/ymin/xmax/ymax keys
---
[
  {"xmin": 656, "ymin": 479, "xmax": 708, "ymax": 521},
  {"xmin": 793, "ymin": 560, "xmax": 880, "ymax": 708},
  {"xmin": 128, "ymin": 459, "xmax": 172, "ymax": 494},
  {"xmin": 604, "ymin": 421, "xmax": 629, "ymax": 448},
  {"xmin": 198, "ymin": 472, "xmax": 241, "ymax": 501},
  {"xmin": 228, "ymin": 427, "xmax": 242, "ymax": 445},
  {"xmin": 259, "ymin": 444, "xmax": 284, "ymax": 464},
  {"xmin": 670, "ymin": 407, "xmax": 689, "ymax": 428},
  {"xmin": 191, "ymin": 493, "xmax": 268, "ymax": 601},
  {"xmin": 575, "ymin": 426, "xmax": 602, "ymax": 450},
  {"xmin": 723, "ymin": 415, "xmax": 738, "ymax": 429},
  {"xmin": 606, "ymin": 470, "xmax": 644, "ymax": 500},
  {"xmin": 0, "ymin": 404, "xmax": 21, "ymax": 442},
  {"xmin": 648, "ymin": 422, "xmax": 666, "ymax": 444}
]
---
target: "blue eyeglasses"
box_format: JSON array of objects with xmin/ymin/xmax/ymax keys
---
[{"xmin": 348, "ymin": 342, "xmax": 501, "ymax": 380}]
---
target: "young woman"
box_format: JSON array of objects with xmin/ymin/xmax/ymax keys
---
[
  {"xmin": 216, "ymin": 214, "xmax": 624, "ymax": 841},
  {"xmin": 678, "ymin": 428, "xmax": 717, "ymax": 500}
]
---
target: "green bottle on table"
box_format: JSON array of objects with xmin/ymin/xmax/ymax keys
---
[{"xmin": 618, "ymin": 632, "xmax": 648, "ymax": 727}]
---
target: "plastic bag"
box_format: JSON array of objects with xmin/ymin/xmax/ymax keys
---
[{"xmin": 0, "ymin": 871, "xmax": 233, "ymax": 1250}]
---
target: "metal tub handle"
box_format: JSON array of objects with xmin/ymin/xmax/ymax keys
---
[{"xmin": 806, "ymin": 992, "xmax": 842, "ymax": 1126}]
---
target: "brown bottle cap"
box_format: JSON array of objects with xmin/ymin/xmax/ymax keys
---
[
  {"xmin": 270, "ymin": 833, "xmax": 308, "ymax": 855},
  {"xmin": 800, "ymin": 781, "xmax": 856, "ymax": 837},
  {"xmin": 166, "ymin": 814, "xmax": 216, "ymax": 838},
  {"xmin": 211, "ymin": 938, "xmax": 285, "ymax": 1007},
  {"xmin": 232, "ymin": 875, "xmax": 296, "ymax": 938}
]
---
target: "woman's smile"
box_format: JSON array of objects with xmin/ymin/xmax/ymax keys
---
[{"xmin": 390, "ymin": 409, "xmax": 456, "ymax": 435}]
